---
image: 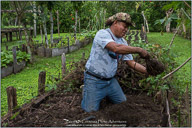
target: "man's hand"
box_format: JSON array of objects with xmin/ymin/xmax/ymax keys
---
[{"xmin": 138, "ymin": 48, "xmax": 150, "ymax": 59}]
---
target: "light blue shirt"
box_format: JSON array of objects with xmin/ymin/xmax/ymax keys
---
[{"xmin": 85, "ymin": 28, "xmax": 133, "ymax": 78}]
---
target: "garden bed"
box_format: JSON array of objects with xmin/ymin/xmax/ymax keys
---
[
  {"xmin": 1, "ymin": 61, "xmax": 26, "ymax": 78},
  {"xmin": 2, "ymin": 89, "xmax": 162, "ymax": 127},
  {"xmin": 36, "ymin": 38, "xmax": 92, "ymax": 57}
]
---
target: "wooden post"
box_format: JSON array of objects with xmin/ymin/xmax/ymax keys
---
[
  {"xmin": 27, "ymin": 45, "xmax": 32, "ymax": 63},
  {"xmin": 9, "ymin": 32, "xmax": 13, "ymax": 42},
  {"xmin": 6, "ymin": 33, "xmax": 8, "ymax": 42},
  {"xmin": 38, "ymin": 71, "xmax": 46, "ymax": 95},
  {"xmin": 61, "ymin": 53, "xmax": 66, "ymax": 77},
  {"xmin": 12, "ymin": 46, "xmax": 17, "ymax": 74},
  {"xmin": 67, "ymin": 37, "xmax": 70, "ymax": 52},
  {"xmin": 6, "ymin": 86, "xmax": 17, "ymax": 113},
  {"xmin": 19, "ymin": 30, "xmax": 22, "ymax": 40}
]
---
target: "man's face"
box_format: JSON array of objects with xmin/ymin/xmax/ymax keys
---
[{"xmin": 114, "ymin": 21, "xmax": 128, "ymax": 38}]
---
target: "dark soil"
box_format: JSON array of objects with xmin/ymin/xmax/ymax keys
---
[
  {"xmin": 3, "ymin": 91, "xmax": 162, "ymax": 127},
  {"xmin": 146, "ymin": 58, "xmax": 165, "ymax": 76}
]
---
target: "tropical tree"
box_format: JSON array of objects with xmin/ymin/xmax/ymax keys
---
[
  {"xmin": 36, "ymin": 2, "xmax": 49, "ymax": 46},
  {"xmin": 47, "ymin": 1, "xmax": 55, "ymax": 44},
  {"xmin": 12, "ymin": 1, "xmax": 32, "ymax": 43},
  {"xmin": 156, "ymin": 1, "xmax": 191, "ymax": 38},
  {"xmin": 71, "ymin": 1, "xmax": 83, "ymax": 40}
]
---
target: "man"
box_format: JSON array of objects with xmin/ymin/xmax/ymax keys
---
[{"xmin": 81, "ymin": 12, "xmax": 149, "ymax": 112}]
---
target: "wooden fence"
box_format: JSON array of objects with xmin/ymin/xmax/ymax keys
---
[{"xmin": 1, "ymin": 51, "xmax": 85, "ymax": 123}]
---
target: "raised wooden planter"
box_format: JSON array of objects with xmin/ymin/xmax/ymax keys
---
[
  {"xmin": 1, "ymin": 61, "xmax": 26, "ymax": 78},
  {"xmin": 1, "ymin": 65, "xmax": 13, "ymax": 78},
  {"xmin": 37, "ymin": 38, "xmax": 92, "ymax": 58}
]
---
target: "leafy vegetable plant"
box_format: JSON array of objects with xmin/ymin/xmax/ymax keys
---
[{"xmin": 1, "ymin": 50, "xmax": 30, "ymax": 68}]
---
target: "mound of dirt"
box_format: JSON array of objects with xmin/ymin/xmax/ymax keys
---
[{"xmin": 3, "ymin": 91, "xmax": 162, "ymax": 127}]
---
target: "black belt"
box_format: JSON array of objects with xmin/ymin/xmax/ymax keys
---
[{"xmin": 85, "ymin": 70, "xmax": 113, "ymax": 81}]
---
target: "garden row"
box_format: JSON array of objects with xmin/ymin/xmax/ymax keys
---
[{"xmin": 126, "ymin": 25, "xmax": 148, "ymax": 44}]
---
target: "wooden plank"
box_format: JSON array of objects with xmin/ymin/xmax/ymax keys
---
[
  {"xmin": 32, "ymin": 89, "xmax": 54, "ymax": 108},
  {"xmin": 12, "ymin": 46, "xmax": 17, "ymax": 74}
]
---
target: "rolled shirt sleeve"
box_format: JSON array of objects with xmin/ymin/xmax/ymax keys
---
[{"xmin": 94, "ymin": 29, "xmax": 114, "ymax": 49}]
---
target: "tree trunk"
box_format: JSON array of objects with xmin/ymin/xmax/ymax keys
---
[
  {"xmin": 74, "ymin": 10, "xmax": 77, "ymax": 40},
  {"xmin": 182, "ymin": 23, "xmax": 186, "ymax": 38},
  {"xmin": 141, "ymin": 11, "xmax": 149, "ymax": 33},
  {"xmin": 40, "ymin": 24, "xmax": 43, "ymax": 44},
  {"xmin": 50, "ymin": 10, "xmax": 53, "ymax": 44},
  {"xmin": 42, "ymin": 15, "xmax": 48, "ymax": 46},
  {"xmin": 57, "ymin": 10, "xmax": 60, "ymax": 37},
  {"xmin": 15, "ymin": 16, "xmax": 18, "ymax": 26},
  {"xmin": 33, "ymin": 2, "xmax": 37, "ymax": 38},
  {"xmin": 166, "ymin": 22, "xmax": 171, "ymax": 33},
  {"xmin": 18, "ymin": 18, "xmax": 22, "ymax": 40},
  {"xmin": 166, "ymin": 8, "xmax": 173, "ymax": 33},
  {"xmin": 168, "ymin": 25, "xmax": 181, "ymax": 52},
  {"xmin": 23, "ymin": 23, "xmax": 29, "ymax": 44}
]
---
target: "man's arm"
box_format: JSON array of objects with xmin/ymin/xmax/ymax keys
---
[
  {"xmin": 105, "ymin": 42, "xmax": 149, "ymax": 59},
  {"xmin": 126, "ymin": 60, "xmax": 148, "ymax": 75}
]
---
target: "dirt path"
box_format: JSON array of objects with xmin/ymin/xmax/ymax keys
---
[{"xmin": 3, "ymin": 91, "xmax": 162, "ymax": 127}]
